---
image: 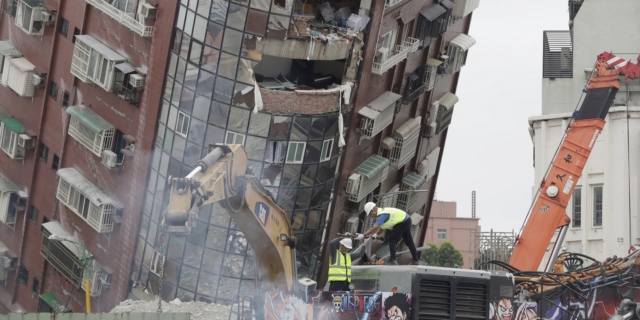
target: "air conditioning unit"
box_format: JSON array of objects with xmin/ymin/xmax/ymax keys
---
[
  {"xmin": 129, "ymin": 74, "xmax": 145, "ymax": 88},
  {"xmin": 345, "ymin": 216, "xmax": 359, "ymax": 234},
  {"xmin": 101, "ymin": 150, "xmax": 118, "ymax": 168},
  {"xmin": 100, "ymin": 272, "xmax": 112, "ymax": 287},
  {"xmin": 41, "ymin": 11, "xmax": 56, "ymax": 23},
  {"xmin": 2, "ymin": 257, "xmax": 12, "ymax": 269},
  {"xmin": 378, "ymin": 47, "xmax": 389, "ymax": 61},
  {"xmin": 298, "ymin": 277, "xmax": 317, "ymax": 292},
  {"xmin": 139, "ymin": 3, "xmax": 157, "ymax": 19},
  {"xmin": 32, "ymin": 74, "xmax": 44, "ymax": 87},
  {"xmin": 17, "ymin": 134, "xmax": 34, "ymax": 149}
]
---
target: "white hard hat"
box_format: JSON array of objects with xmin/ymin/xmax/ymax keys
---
[
  {"xmin": 364, "ymin": 202, "xmax": 376, "ymax": 215},
  {"xmin": 339, "ymin": 238, "xmax": 353, "ymax": 249}
]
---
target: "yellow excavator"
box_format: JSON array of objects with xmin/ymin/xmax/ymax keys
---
[{"xmin": 161, "ymin": 144, "xmax": 297, "ymax": 292}]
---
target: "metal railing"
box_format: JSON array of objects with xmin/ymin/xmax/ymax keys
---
[
  {"xmin": 543, "ymin": 30, "xmax": 573, "ymax": 79},
  {"xmin": 114, "ymin": 80, "xmax": 142, "ymax": 106},
  {"xmin": 373, "ymin": 45, "xmax": 410, "ymax": 75},
  {"xmin": 402, "ymin": 84, "xmax": 425, "ymax": 104},
  {"xmin": 85, "ymin": 0, "xmax": 155, "ymax": 37},
  {"xmin": 404, "ymin": 37, "xmax": 421, "ymax": 53}
]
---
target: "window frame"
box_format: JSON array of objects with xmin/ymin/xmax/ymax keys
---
[
  {"xmin": 59, "ymin": 17, "xmax": 68, "ymax": 37},
  {"xmin": 592, "ymin": 185, "xmax": 603, "ymax": 227},
  {"xmin": 38, "ymin": 143, "xmax": 48, "ymax": 162},
  {"xmin": 437, "ymin": 228, "xmax": 446, "ymax": 240},
  {"xmin": 48, "ymin": 81, "xmax": 58, "ymax": 101},
  {"xmin": 0, "ymin": 122, "xmax": 23, "ymax": 159},
  {"xmin": 62, "ymin": 91, "xmax": 70, "ymax": 108},
  {"xmin": 286, "ymin": 141, "xmax": 306, "ymax": 164},
  {"xmin": 17, "ymin": 264, "xmax": 28, "ymax": 285},
  {"xmin": 175, "ymin": 111, "xmax": 190, "ymax": 137},
  {"xmin": 320, "ymin": 138, "xmax": 333, "ymax": 162},
  {"xmin": 225, "ymin": 131, "xmax": 246, "ymax": 145},
  {"xmin": 571, "ymin": 187, "xmax": 581, "ymax": 228},
  {"xmin": 51, "ymin": 154, "xmax": 60, "ymax": 171},
  {"xmin": 28, "ymin": 204, "xmax": 38, "ymax": 224}
]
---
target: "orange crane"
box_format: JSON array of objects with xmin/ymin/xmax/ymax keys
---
[{"xmin": 509, "ymin": 52, "xmax": 640, "ymax": 271}]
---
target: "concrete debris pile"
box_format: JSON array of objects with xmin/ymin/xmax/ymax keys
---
[{"xmin": 111, "ymin": 298, "xmax": 232, "ymax": 320}]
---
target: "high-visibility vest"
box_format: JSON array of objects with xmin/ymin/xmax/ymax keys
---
[
  {"xmin": 377, "ymin": 207, "xmax": 407, "ymax": 230},
  {"xmin": 328, "ymin": 251, "xmax": 352, "ymax": 282}
]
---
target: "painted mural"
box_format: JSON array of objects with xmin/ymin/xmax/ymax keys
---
[
  {"xmin": 264, "ymin": 291, "xmax": 412, "ymax": 320},
  {"xmin": 489, "ymin": 299, "xmax": 537, "ymax": 320}
]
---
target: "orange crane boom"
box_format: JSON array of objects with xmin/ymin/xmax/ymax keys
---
[{"xmin": 509, "ymin": 52, "xmax": 640, "ymax": 271}]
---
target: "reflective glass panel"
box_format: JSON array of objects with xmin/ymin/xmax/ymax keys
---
[
  {"xmin": 192, "ymin": 16, "xmax": 207, "ymax": 42},
  {"xmin": 248, "ymin": 112, "xmax": 270, "ymax": 137},
  {"xmin": 246, "ymin": 9, "xmax": 268, "ymax": 35},
  {"xmin": 209, "ymin": 101, "xmax": 230, "ymax": 127},
  {"xmin": 201, "ymin": 46, "xmax": 220, "ymax": 73},
  {"xmin": 226, "ymin": 4, "xmax": 247, "ymax": 30},
  {"xmin": 196, "ymin": 70, "xmax": 215, "ymax": 98},
  {"xmin": 222, "ymin": 28, "xmax": 243, "ymax": 55},
  {"xmin": 209, "ymin": 0, "xmax": 228, "ymax": 24},
  {"xmin": 214, "ymin": 76, "xmax": 234, "ymax": 103},
  {"xmin": 205, "ymin": 22, "xmax": 224, "ymax": 49},
  {"xmin": 192, "ymin": 95, "xmax": 211, "ymax": 121}
]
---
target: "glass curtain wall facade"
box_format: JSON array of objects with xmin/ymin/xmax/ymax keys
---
[{"xmin": 131, "ymin": 0, "xmax": 344, "ymax": 304}]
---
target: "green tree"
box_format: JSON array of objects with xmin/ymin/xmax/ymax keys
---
[
  {"xmin": 437, "ymin": 241, "xmax": 464, "ymax": 268},
  {"xmin": 420, "ymin": 242, "xmax": 439, "ymax": 265}
]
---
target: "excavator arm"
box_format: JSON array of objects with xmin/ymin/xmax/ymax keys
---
[
  {"xmin": 161, "ymin": 144, "xmax": 296, "ymax": 291},
  {"xmin": 509, "ymin": 52, "xmax": 640, "ymax": 271}
]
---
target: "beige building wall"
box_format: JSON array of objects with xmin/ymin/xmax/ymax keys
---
[{"xmin": 424, "ymin": 200, "xmax": 481, "ymax": 268}]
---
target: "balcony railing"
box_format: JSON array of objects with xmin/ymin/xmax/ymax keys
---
[
  {"xmin": 402, "ymin": 84, "xmax": 425, "ymax": 104},
  {"xmin": 373, "ymin": 45, "xmax": 410, "ymax": 75},
  {"xmin": 85, "ymin": 0, "xmax": 155, "ymax": 37},
  {"xmin": 404, "ymin": 37, "xmax": 421, "ymax": 53},
  {"xmin": 114, "ymin": 81, "xmax": 142, "ymax": 106}
]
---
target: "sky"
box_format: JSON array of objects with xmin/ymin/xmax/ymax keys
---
[{"xmin": 436, "ymin": 0, "xmax": 569, "ymax": 233}]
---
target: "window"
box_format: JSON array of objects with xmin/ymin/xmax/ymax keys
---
[
  {"xmin": 61, "ymin": 91, "xmax": 69, "ymax": 107},
  {"xmin": 377, "ymin": 28, "xmax": 398, "ymax": 57},
  {"xmin": 320, "ymin": 138, "xmax": 333, "ymax": 162},
  {"xmin": 358, "ymin": 91, "xmax": 401, "ymax": 139},
  {"xmin": 59, "ymin": 18, "xmax": 68, "ymax": 37},
  {"xmin": 72, "ymin": 27, "xmax": 80, "ymax": 43},
  {"xmin": 38, "ymin": 143, "xmax": 48, "ymax": 162},
  {"xmin": 388, "ymin": 118, "xmax": 421, "ymax": 167},
  {"xmin": 48, "ymin": 81, "xmax": 58, "ymax": 100},
  {"xmin": 28, "ymin": 205, "xmax": 38, "ymax": 224},
  {"xmin": 15, "ymin": 0, "xmax": 45, "ymax": 36},
  {"xmin": 56, "ymin": 168, "xmax": 120, "ymax": 233},
  {"xmin": 225, "ymin": 131, "xmax": 245, "ymax": 145},
  {"xmin": 31, "ymin": 278, "xmax": 39, "ymax": 294},
  {"xmin": 572, "ymin": 188, "xmax": 581, "ymax": 228},
  {"xmin": 266, "ymin": 141, "xmax": 286, "ymax": 163},
  {"xmin": 286, "ymin": 142, "xmax": 306, "ymax": 164},
  {"xmin": 445, "ymin": 34, "xmax": 476, "ymax": 74},
  {"xmin": 70, "ymin": 35, "xmax": 127, "ymax": 92},
  {"xmin": 401, "ymin": 21, "xmax": 413, "ymax": 43},
  {"xmin": 416, "ymin": 1, "xmax": 452, "ymax": 47},
  {"xmin": 112, "ymin": 130, "xmax": 128, "ymax": 162},
  {"xmin": 51, "ymin": 154, "xmax": 59, "ymax": 171},
  {"xmin": 593, "ymin": 185, "xmax": 603, "ymax": 227},
  {"xmin": 6, "ymin": 0, "xmax": 18, "ymax": 17},
  {"xmin": 437, "ymin": 229, "xmax": 447, "ymax": 240},
  {"xmin": 175, "ymin": 111, "xmax": 190, "ymax": 137},
  {"xmin": 67, "ymin": 106, "xmax": 115, "ymax": 157},
  {"xmin": 17, "ymin": 265, "xmax": 28, "ymax": 284},
  {"xmin": 402, "ymin": 67, "xmax": 425, "ymax": 104},
  {"xmin": 0, "ymin": 118, "xmax": 26, "ymax": 159}
]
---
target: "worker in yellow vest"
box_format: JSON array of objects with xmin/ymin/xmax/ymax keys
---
[
  {"xmin": 327, "ymin": 235, "xmax": 368, "ymax": 291},
  {"xmin": 356, "ymin": 202, "xmax": 420, "ymax": 265}
]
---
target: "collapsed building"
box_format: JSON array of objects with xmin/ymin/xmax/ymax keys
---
[{"xmin": 0, "ymin": 0, "xmax": 478, "ymax": 313}]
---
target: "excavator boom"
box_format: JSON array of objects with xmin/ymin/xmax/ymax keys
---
[
  {"xmin": 509, "ymin": 52, "xmax": 640, "ymax": 271},
  {"xmin": 162, "ymin": 144, "xmax": 295, "ymax": 291}
]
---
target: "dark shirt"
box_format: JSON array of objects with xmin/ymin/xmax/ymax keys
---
[{"xmin": 329, "ymin": 237, "xmax": 367, "ymax": 265}]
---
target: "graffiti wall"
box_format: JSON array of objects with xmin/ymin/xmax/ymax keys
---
[
  {"xmin": 489, "ymin": 299, "xmax": 537, "ymax": 320},
  {"xmin": 264, "ymin": 291, "xmax": 412, "ymax": 320}
]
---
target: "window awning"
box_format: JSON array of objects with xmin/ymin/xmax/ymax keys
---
[
  {"xmin": 395, "ymin": 118, "xmax": 421, "ymax": 139},
  {"xmin": 427, "ymin": 58, "xmax": 443, "ymax": 67},
  {"xmin": 114, "ymin": 62, "xmax": 136, "ymax": 74},
  {"xmin": 438, "ymin": 92, "xmax": 459, "ymax": 109},
  {"xmin": 10, "ymin": 58, "xmax": 35, "ymax": 72},
  {"xmin": 440, "ymin": 0, "xmax": 454, "ymax": 9},
  {"xmin": 381, "ymin": 137, "xmax": 395, "ymax": 150},
  {"xmin": 449, "ymin": 34, "xmax": 476, "ymax": 51},
  {"xmin": 75, "ymin": 35, "xmax": 126, "ymax": 62},
  {"xmin": 23, "ymin": 0, "xmax": 44, "ymax": 8},
  {"xmin": 403, "ymin": 172, "xmax": 426, "ymax": 189},
  {"xmin": 368, "ymin": 91, "xmax": 402, "ymax": 112},
  {"xmin": 66, "ymin": 106, "xmax": 114, "ymax": 133},
  {"xmin": 39, "ymin": 293, "xmax": 72, "ymax": 313},
  {"xmin": 420, "ymin": 3, "xmax": 446, "ymax": 21},
  {"xmin": 42, "ymin": 221, "xmax": 86, "ymax": 258},
  {"xmin": 0, "ymin": 172, "xmax": 19, "ymax": 193},
  {"xmin": 355, "ymin": 155, "xmax": 389, "ymax": 179},
  {"xmin": 1, "ymin": 118, "xmax": 25, "ymax": 133},
  {"xmin": 0, "ymin": 41, "xmax": 22, "ymax": 57},
  {"xmin": 56, "ymin": 168, "xmax": 123, "ymax": 208}
]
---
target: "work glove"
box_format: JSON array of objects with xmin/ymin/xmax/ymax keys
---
[
  {"xmin": 355, "ymin": 233, "xmax": 364, "ymax": 240},
  {"xmin": 371, "ymin": 234, "xmax": 378, "ymax": 239}
]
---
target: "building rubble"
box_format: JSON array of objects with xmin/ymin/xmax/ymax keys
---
[{"xmin": 111, "ymin": 298, "xmax": 231, "ymax": 320}]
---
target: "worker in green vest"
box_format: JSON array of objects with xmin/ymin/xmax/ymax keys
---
[
  {"xmin": 356, "ymin": 202, "xmax": 420, "ymax": 265},
  {"xmin": 328, "ymin": 235, "xmax": 368, "ymax": 291}
]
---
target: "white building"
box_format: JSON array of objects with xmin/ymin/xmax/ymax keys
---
[{"xmin": 529, "ymin": 0, "xmax": 640, "ymax": 265}]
